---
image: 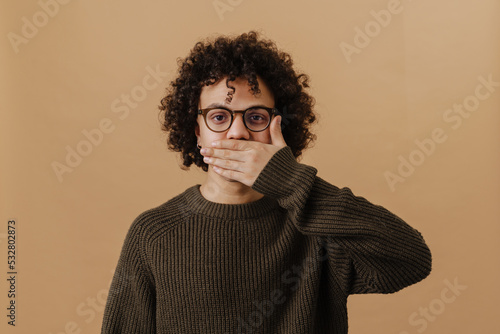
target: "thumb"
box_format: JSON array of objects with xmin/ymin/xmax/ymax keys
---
[{"xmin": 270, "ymin": 115, "xmax": 287, "ymax": 148}]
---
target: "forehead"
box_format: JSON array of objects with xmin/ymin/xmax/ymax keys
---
[{"xmin": 199, "ymin": 76, "xmax": 274, "ymax": 108}]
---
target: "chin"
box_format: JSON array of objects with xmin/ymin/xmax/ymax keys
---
[{"xmin": 221, "ymin": 175, "xmax": 240, "ymax": 183}]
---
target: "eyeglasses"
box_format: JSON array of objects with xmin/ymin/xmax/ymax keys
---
[{"xmin": 197, "ymin": 106, "xmax": 278, "ymax": 132}]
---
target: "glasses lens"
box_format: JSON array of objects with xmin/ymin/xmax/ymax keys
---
[
  {"xmin": 206, "ymin": 109, "xmax": 232, "ymax": 131},
  {"xmin": 205, "ymin": 108, "xmax": 271, "ymax": 132},
  {"xmin": 244, "ymin": 108, "xmax": 271, "ymax": 131}
]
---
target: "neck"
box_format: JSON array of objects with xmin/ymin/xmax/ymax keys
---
[{"xmin": 200, "ymin": 167, "xmax": 264, "ymax": 204}]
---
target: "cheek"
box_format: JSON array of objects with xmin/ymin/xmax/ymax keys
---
[
  {"xmin": 199, "ymin": 128, "xmax": 225, "ymax": 144},
  {"xmin": 267, "ymin": 129, "xmax": 273, "ymax": 142},
  {"xmin": 259, "ymin": 131, "xmax": 272, "ymax": 144}
]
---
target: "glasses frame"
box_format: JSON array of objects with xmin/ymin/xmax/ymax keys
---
[{"xmin": 197, "ymin": 106, "xmax": 278, "ymax": 132}]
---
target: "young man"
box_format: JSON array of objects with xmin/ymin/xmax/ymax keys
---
[{"xmin": 101, "ymin": 31, "xmax": 432, "ymax": 334}]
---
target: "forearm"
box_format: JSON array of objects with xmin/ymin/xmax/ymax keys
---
[{"xmin": 252, "ymin": 146, "xmax": 432, "ymax": 293}]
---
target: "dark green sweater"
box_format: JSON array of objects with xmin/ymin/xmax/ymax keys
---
[{"xmin": 101, "ymin": 146, "xmax": 432, "ymax": 333}]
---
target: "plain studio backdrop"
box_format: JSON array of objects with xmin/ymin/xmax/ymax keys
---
[{"xmin": 1, "ymin": 0, "xmax": 499, "ymax": 333}]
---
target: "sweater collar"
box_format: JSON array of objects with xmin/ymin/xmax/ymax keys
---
[{"xmin": 182, "ymin": 184, "xmax": 280, "ymax": 220}]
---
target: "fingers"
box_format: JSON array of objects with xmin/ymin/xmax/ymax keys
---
[
  {"xmin": 199, "ymin": 140, "xmax": 274, "ymax": 188},
  {"xmin": 200, "ymin": 147, "xmax": 244, "ymax": 162},
  {"xmin": 203, "ymin": 156, "xmax": 242, "ymax": 172},
  {"xmin": 211, "ymin": 139, "xmax": 251, "ymax": 150},
  {"xmin": 213, "ymin": 166, "xmax": 243, "ymax": 182},
  {"xmin": 271, "ymin": 115, "xmax": 287, "ymax": 148}
]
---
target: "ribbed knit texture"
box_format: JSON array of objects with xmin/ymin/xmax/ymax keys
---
[{"xmin": 101, "ymin": 146, "xmax": 432, "ymax": 334}]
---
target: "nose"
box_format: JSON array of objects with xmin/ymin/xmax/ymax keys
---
[{"xmin": 226, "ymin": 113, "xmax": 250, "ymax": 140}]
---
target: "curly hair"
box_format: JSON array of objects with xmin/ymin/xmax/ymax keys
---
[{"xmin": 158, "ymin": 30, "xmax": 317, "ymax": 172}]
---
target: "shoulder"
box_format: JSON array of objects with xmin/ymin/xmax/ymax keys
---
[{"xmin": 126, "ymin": 186, "xmax": 193, "ymax": 242}]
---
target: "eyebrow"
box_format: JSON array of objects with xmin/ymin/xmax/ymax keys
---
[{"xmin": 203, "ymin": 102, "xmax": 271, "ymax": 109}]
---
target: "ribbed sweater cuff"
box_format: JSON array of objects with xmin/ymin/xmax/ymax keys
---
[{"xmin": 252, "ymin": 146, "xmax": 318, "ymax": 201}]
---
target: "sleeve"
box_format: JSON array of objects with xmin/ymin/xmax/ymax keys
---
[
  {"xmin": 101, "ymin": 216, "xmax": 156, "ymax": 333},
  {"xmin": 251, "ymin": 146, "xmax": 432, "ymax": 294}
]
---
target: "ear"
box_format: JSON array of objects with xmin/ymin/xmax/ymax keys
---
[{"xmin": 195, "ymin": 120, "xmax": 200, "ymax": 143}]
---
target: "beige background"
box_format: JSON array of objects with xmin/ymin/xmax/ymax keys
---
[{"xmin": 1, "ymin": 0, "xmax": 499, "ymax": 333}]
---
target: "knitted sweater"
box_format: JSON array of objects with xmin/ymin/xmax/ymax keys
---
[{"xmin": 101, "ymin": 146, "xmax": 432, "ymax": 334}]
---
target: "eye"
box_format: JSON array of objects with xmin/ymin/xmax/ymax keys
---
[
  {"xmin": 249, "ymin": 114, "xmax": 264, "ymax": 121},
  {"xmin": 245, "ymin": 108, "xmax": 269, "ymax": 124},
  {"xmin": 207, "ymin": 109, "xmax": 231, "ymax": 124},
  {"xmin": 212, "ymin": 114, "xmax": 226, "ymax": 121}
]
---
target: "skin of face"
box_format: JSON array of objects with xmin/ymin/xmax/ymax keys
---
[{"xmin": 195, "ymin": 75, "xmax": 276, "ymax": 203}]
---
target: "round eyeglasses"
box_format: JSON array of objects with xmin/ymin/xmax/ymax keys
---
[{"xmin": 197, "ymin": 106, "xmax": 278, "ymax": 132}]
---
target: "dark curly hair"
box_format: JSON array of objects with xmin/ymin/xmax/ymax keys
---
[{"xmin": 158, "ymin": 30, "xmax": 317, "ymax": 172}]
